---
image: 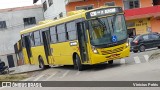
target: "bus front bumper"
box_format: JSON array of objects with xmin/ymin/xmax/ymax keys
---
[{"xmin": 90, "ymin": 46, "xmax": 130, "ymax": 64}]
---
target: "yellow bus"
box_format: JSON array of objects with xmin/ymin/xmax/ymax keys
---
[{"xmin": 20, "ymin": 6, "xmax": 130, "ymax": 71}]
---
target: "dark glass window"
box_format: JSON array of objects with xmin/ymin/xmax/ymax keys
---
[
  {"xmin": 34, "ymin": 31, "xmax": 41, "ymax": 46},
  {"xmin": 50, "ymin": 26, "xmax": 58, "ymax": 43},
  {"xmin": 23, "ymin": 17, "xmax": 36, "ymax": 26},
  {"xmin": 105, "ymin": 2, "xmax": 115, "ymax": 6},
  {"xmin": 0, "ymin": 21, "xmax": 7, "ymax": 29},
  {"xmin": 123, "ymin": 0, "xmax": 140, "ymax": 10},
  {"xmin": 43, "ymin": 1, "xmax": 47, "ymax": 11},
  {"xmin": 48, "ymin": 0, "xmax": 53, "ymax": 7},
  {"xmin": 66, "ymin": 21, "xmax": 77, "ymax": 40},
  {"xmin": 68, "ymin": 31, "xmax": 77, "ymax": 40},
  {"xmin": 59, "ymin": 12, "xmax": 63, "ymax": 18},
  {"xmin": 76, "ymin": 5, "xmax": 93, "ymax": 10},
  {"xmin": 57, "ymin": 24, "xmax": 66, "ymax": 42}
]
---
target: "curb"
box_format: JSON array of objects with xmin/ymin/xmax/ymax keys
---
[{"xmin": 149, "ymin": 52, "xmax": 160, "ymax": 60}]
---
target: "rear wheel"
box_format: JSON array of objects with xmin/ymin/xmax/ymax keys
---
[
  {"xmin": 108, "ymin": 60, "xmax": 113, "ymax": 64},
  {"xmin": 74, "ymin": 54, "xmax": 83, "ymax": 71},
  {"xmin": 39, "ymin": 57, "xmax": 45, "ymax": 69},
  {"xmin": 139, "ymin": 45, "xmax": 145, "ymax": 52},
  {"xmin": 39, "ymin": 56, "xmax": 50, "ymax": 69}
]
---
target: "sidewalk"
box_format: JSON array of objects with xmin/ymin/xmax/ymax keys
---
[{"xmin": 9, "ymin": 64, "xmax": 41, "ymax": 74}]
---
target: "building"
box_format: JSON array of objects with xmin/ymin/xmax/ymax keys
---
[
  {"xmin": 65, "ymin": 0, "xmax": 160, "ymax": 37},
  {"xmin": 0, "ymin": 5, "xmax": 44, "ymax": 67},
  {"xmin": 41, "ymin": 0, "xmax": 66, "ymax": 19}
]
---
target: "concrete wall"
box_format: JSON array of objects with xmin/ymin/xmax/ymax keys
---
[
  {"xmin": 0, "ymin": 7, "xmax": 44, "ymax": 55},
  {"xmin": 41, "ymin": 0, "xmax": 66, "ymax": 19}
]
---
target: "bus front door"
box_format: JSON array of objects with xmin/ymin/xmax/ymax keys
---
[
  {"xmin": 23, "ymin": 35, "xmax": 32, "ymax": 64},
  {"xmin": 77, "ymin": 22, "xmax": 89, "ymax": 63},
  {"xmin": 42, "ymin": 30, "xmax": 53, "ymax": 64}
]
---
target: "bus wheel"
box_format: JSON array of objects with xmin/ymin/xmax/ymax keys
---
[
  {"xmin": 108, "ymin": 60, "xmax": 113, "ymax": 64},
  {"xmin": 39, "ymin": 56, "xmax": 45, "ymax": 69},
  {"xmin": 75, "ymin": 54, "xmax": 83, "ymax": 71}
]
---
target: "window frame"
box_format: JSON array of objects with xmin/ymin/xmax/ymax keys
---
[
  {"xmin": 50, "ymin": 26, "xmax": 58, "ymax": 43},
  {"xmin": 48, "ymin": 0, "xmax": 53, "ymax": 7},
  {"xmin": 43, "ymin": 1, "xmax": 47, "ymax": 12},
  {"xmin": 123, "ymin": 0, "xmax": 140, "ymax": 10},
  {"xmin": 23, "ymin": 17, "xmax": 36, "ymax": 26},
  {"xmin": 66, "ymin": 21, "xmax": 77, "ymax": 41},
  {"xmin": 0, "ymin": 21, "xmax": 7, "ymax": 29},
  {"xmin": 105, "ymin": 1, "xmax": 115, "ymax": 6},
  {"xmin": 33, "ymin": 30, "xmax": 41, "ymax": 46},
  {"xmin": 57, "ymin": 23, "xmax": 66, "ymax": 42},
  {"xmin": 76, "ymin": 4, "xmax": 94, "ymax": 10}
]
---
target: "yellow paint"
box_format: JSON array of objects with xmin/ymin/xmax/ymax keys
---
[
  {"xmin": 90, "ymin": 43, "xmax": 130, "ymax": 64},
  {"xmin": 21, "ymin": 6, "xmax": 130, "ymax": 67}
]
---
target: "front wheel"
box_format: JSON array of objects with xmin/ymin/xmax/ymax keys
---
[
  {"xmin": 139, "ymin": 45, "xmax": 145, "ymax": 52},
  {"xmin": 74, "ymin": 55, "xmax": 83, "ymax": 71},
  {"xmin": 108, "ymin": 60, "xmax": 113, "ymax": 64}
]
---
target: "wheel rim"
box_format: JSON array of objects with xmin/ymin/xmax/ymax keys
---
[{"xmin": 140, "ymin": 46, "xmax": 145, "ymax": 52}]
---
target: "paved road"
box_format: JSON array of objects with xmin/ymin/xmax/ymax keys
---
[
  {"xmin": 21, "ymin": 48, "xmax": 160, "ymax": 81},
  {"xmin": 1, "ymin": 48, "xmax": 160, "ymax": 90}
]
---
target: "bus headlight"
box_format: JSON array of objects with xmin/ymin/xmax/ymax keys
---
[
  {"xmin": 126, "ymin": 43, "xmax": 129, "ymax": 47},
  {"xmin": 92, "ymin": 46, "xmax": 99, "ymax": 54}
]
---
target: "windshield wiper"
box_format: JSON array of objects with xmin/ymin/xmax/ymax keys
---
[{"xmin": 96, "ymin": 18, "xmax": 106, "ymax": 28}]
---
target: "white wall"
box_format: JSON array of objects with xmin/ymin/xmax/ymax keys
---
[
  {"xmin": 41, "ymin": 0, "xmax": 66, "ymax": 19},
  {"xmin": 0, "ymin": 7, "xmax": 44, "ymax": 55}
]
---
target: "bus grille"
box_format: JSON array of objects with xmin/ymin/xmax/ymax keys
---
[{"xmin": 101, "ymin": 47, "xmax": 124, "ymax": 55}]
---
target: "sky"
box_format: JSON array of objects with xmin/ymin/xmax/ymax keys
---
[{"xmin": 0, "ymin": 0, "xmax": 41, "ymax": 9}]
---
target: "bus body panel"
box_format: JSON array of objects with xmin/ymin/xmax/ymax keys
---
[
  {"xmin": 30, "ymin": 46, "xmax": 48, "ymax": 65},
  {"xmin": 90, "ymin": 43, "xmax": 130, "ymax": 64},
  {"xmin": 50, "ymin": 40, "xmax": 79, "ymax": 65},
  {"xmin": 22, "ymin": 48, "xmax": 30, "ymax": 64}
]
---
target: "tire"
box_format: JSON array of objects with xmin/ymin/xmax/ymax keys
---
[
  {"xmin": 74, "ymin": 54, "xmax": 83, "ymax": 71},
  {"xmin": 139, "ymin": 45, "xmax": 145, "ymax": 52},
  {"xmin": 39, "ymin": 56, "xmax": 45, "ymax": 69},
  {"xmin": 158, "ymin": 46, "xmax": 160, "ymax": 49},
  {"xmin": 108, "ymin": 60, "xmax": 113, "ymax": 64},
  {"xmin": 133, "ymin": 50, "xmax": 138, "ymax": 53}
]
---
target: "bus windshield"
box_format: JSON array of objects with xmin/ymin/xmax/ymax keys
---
[{"xmin": 88, "ymin": 14, "xmax": 127, "ymax": 46}]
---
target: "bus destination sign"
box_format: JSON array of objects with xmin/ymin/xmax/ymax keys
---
[{"xmin": 86, "ymin": 7, "xmax": 123, "ymax": 19}]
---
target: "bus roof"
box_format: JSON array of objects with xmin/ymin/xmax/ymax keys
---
[{"xmin": 20, "ymin": 6, "xmax": 122, "ymax": 35}]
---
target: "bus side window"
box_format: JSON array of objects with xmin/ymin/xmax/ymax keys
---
[
  {"xmin": 30, "ymin": 32, "xmax": 35, "ymax": 46},
  {"xmin": 57, "ymin": 24, "xmax": 66, "ymax": 42},
  {"xmin": 34, "ymin": 31, "xmax": 41, "ymax": 46},
  {"xmin": 66, "ymin": 21, "xmax": 77, "ymax": 40},
  {"xmin": 50, "ymin": 26, "xmax": 58, "ymax": 43}
]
